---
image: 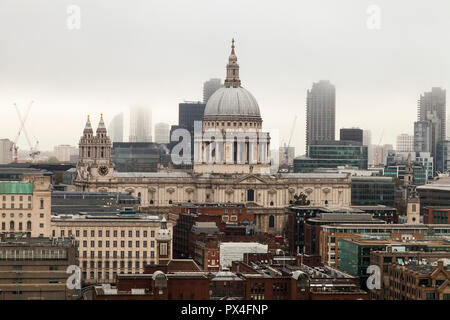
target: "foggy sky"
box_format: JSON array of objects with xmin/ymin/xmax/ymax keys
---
[{"xmin": 1, "ymin": 0, "xmax": 449, "ymax": 154}]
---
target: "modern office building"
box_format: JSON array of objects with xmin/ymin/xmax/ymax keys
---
[
  {"xmin": 0, "ymin": 139, "xmax": 13, "ymax": 165},
  {"xmin": 384, "ymin": 164, "xmax": 427, "ymax": 185},
  {"xmin": 53, "ymin": 145, "xmax": 78, "ymax": 162},
  {"xmin": 435, "ymin": 140, "xmax": 450, "ymax": 174},
  {"xmin": 108, "ymin": 113, "xmax": 124, "ymax": 143},
  {"xmin": 0, "ymin": 234, "xmax": 78, "ymax": 300},
  {"xmin": 417, "ymin": 179, "xmax": 450, "ymax": 212},
  {"xmin": 396, "ymin": 134, "xmax": 414, "ymax": 152},
  {"xmin": 170, "ymin": 102, "xmax": 206, "ymax": 160},
  {"xmin": 178, "ymin": 102, "xmax": 206, "ymax": 130},
  {"xmin": 203, "ymin": 78, "xmax": 222, "ymax": 104},
  {"xmin": 418, "ymin": 87, "xmax": 446, "ymax": 144},
  {"xmin": 386, "ymin": 151, "xmax": 434, "ymax": 180},
  {"xmin": 305, "ymin": 80, "xmax": 336, "ymax": 151},
  {"xmin": 363, "ymin": 130, "xmax": 373, "ymax": 165},
  {"xmin": 129, "ymin": 105, "xmax": 152, "ymax": 142},
  {"xmin": 351, "ymin": 176, "xmax": 395, "ymax": 206},
  {"xmin": 340, "ymin": 128, "xmax": 363, "ymax": 144},
  {"xmin": 111, "ymin": 142, "xmax": 170, "ymax": 172},
  {"xmin": 154, "ymin": 123, "xmax": 170, "ymax": 144},
  {"xmin": 414, "ymin": 121, "xmax": 432, "ymax": 153},
  {"xmin": 294, "ymin": 141, "xmax": 367, "ymax": 173}
]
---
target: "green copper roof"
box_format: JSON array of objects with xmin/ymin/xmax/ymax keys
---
[{"xmin": 0, "ymin": 182, "xmax": 34, "ymax": 194}]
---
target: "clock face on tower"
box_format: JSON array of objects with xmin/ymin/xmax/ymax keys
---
[{"xmin": 98, "ymin": 166, "xmax": 109, "ymax": 176}]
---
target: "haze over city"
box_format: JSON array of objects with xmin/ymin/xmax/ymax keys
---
[{"xmin": 1, "ymin": 0, "xmax": 450, "ymax": 153}]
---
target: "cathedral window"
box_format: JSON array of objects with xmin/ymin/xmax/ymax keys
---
[
  {"xmin": 247, "ymin": 189, "xmax": 255, "ymax": 202},
  {"xmin": 269, "ymin": 215, "xmax": 275, "ymax": 228}
]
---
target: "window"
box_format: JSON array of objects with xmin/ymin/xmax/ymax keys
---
[
  {"xmin": 128, "ymin": 231, "xmax": 132, "ymax": 237},
  {"xmin": 269, "ymin": 215, "xmax": 275, "ymax": 228},
  {"xmin": 247, "ymin": 189, "xmax": 255, "ymax": 201},
  {"xmin": 27, "ymin": 221, "xmax": 31, "ymax": 230},
  {"xmin": 40, "ymin": 199, "xmax": 44, "ymax": 209}
]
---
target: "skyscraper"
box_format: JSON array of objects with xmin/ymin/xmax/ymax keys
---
[
  {"xmin": 363, "ymin": 130, "xmax": 373, "ymax": 166},
  {"xmin": 108, "ymin": 112, "xmax": 124, "ymax": 143},
  {"xmin": 414, "ymin": 121, "xmax": 432, "ymax": 153},
  {"xmin": 396, "ymin": 134, "xmax": 414, "ymax": 152},
  {"xmin": 129, "ymin": 105, "xmax": 152, "ymax": 142},
  {"xmin": 154, "ymin": 122, "xmax": 170, "ymax": 144},
  {"xmin": 203, "ymin": 78, "xmax": 222, "ymax": 104},
  {"xmin": 417, "ymin": 87, "xmax": 446, "ymax": 159},
  {"xmin": 306, "ymin": 80, "xmax": 336, "ymax": 151},
  {"xmin": 0, "ymin": 139, "xmax": 13, "ymax": 164}
]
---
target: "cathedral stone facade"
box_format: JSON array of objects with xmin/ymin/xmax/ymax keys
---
[{"xmin": 74, "ymin": 41, "xmax": 351, "ymax": 234}]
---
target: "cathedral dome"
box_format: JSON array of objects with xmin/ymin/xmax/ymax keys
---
[
  {"xmin": 203, "ymin": 39, "xmax": 262, "ymax": 122},
  {"xmin": 203, "ymin": 86, "xmax": 261, "ymax": 121}
]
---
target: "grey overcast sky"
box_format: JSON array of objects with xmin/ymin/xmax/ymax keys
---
[{"xmin": 0, "ymin": 0, "xmax": 449, "ymax": 154}]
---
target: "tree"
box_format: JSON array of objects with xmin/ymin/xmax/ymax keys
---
[
  {"xmin": 292, "ymin": 192, "xmax": 310, "ymax": 206},
  {"xmin": 392, "ymin": 177, "xmax": 402, "ymax": 188}
]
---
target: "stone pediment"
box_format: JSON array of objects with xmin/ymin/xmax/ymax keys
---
[
  {"xmin": 235, "ymin": 174, "xmax": 268, "ymax": 185},
  {"xmin": 246, "ymin": 201, "xmax": 263, "ymax": 207}
]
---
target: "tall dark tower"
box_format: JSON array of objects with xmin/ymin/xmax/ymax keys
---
[{"xmin": 306, "ymin": 80, "xmax": 336, "ymax": 152}]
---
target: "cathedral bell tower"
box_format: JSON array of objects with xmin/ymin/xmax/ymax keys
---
[{"xmin": 76, "ymin": 114, "xmax": 114, "ymax": 183}]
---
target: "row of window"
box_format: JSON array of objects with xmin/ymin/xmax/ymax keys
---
[
  {"xmin": 81, "ymin": 240, "xmax": 155, "ymax": 248},
  {"xmin": 205, "ymin": 121, "xmax": 260, "ymax": 128},
  {"xmin": 2, "ymin": 213, "xmax": 45, "ymax": 218},
  {"xmin": 1, "ymin": 221, "xmax": 40, "ymax": 231},
  {"xmin": 82, "ymin": 260, "xmax": 153, "ymax": 269},
  {"xmin": 55, "ymin": 229, "xmax": 156, "ymax": 238},
  {"xmin": 80, "ymin": 250, "xmax": 155, "ymax": 259},
  {"xmin": 1, "ymin": 195, "xmax": 32, "ymax": 202}
]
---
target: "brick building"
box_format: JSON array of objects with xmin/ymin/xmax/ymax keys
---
[{"xmin": 423, "ymin": 207, "xmax": 450, "ymax": 224}]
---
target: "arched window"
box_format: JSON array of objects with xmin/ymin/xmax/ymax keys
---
[
  {"xmin": 269, "ymin": 215, "xmax": 275, "ymax": 228},
  {"xmin": 169, "ymin": 200, "xmax": 173, "ymax": 204},
  {"xmin": 27, "ymin": 221, "xmax": 32, "ymax": 230},
  {"xmin": 19, "ymin": 222, "xmax": 23, "ymax": 231},
  {"xmin": 270, "ymin": 201, "xmax": 274, "ymax": 206},
  {"xmin": 10, "ymin": 221, "xmax": 14, "ymax": 230},
  {"xmin": 150, "ymin": 200, "xmax": 154, "ymax": 205}
]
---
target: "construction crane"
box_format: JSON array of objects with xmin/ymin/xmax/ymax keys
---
[
  {"xmin": 283, "ymin": 115, "xmax": 297, "ymax": 168},
  {"xmin": 10, "ymin": 101, "xmax": 40, "ymax": 162}
]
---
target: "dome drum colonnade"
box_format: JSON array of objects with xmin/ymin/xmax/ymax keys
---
[{"xmin": 194, "ymin": 39, "xmax": 270, "ymax": 174}]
